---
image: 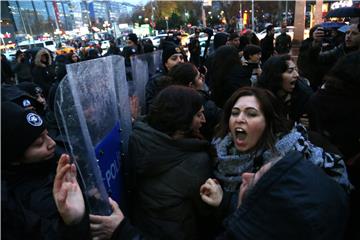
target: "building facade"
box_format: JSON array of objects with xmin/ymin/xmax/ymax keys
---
[{"xmin": 1, "ymin": 0, "xmax": 138, "ymax": 43}]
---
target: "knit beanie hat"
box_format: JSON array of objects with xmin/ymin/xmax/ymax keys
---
[
  {"xmin": 128, "ymin": 33, "xmax": 138, "ymax": 44},
  {"xmin": 17, "ymin": 82, "xmax": 44, "ymax": 98},
  {"xmin": 1, "ymin": 101, "xmax": 46, "ymax": 164},
  {"xmin": 1, "ymin": 84, "xmax": 43, "ymax": 111},
  {"xmin": 161, "ymin": 41, "xmax": 182, "ymax": 66}
]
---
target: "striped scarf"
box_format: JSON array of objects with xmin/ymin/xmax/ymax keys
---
[{"xmin": 213, "ymin": 124, "xmax": 351, "ymax": 193}]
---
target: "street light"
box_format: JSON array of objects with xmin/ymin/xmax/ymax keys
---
[
  {"xmin": 185, "ymin": 11, "xmax": 189, "ymax": 24},
  {"xmin": 165, "ymin": 16, "xmax": 169, "ymax": 31}
]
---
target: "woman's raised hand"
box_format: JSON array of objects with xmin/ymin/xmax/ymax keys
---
[
  {"xmin": 53, "ymin": 154, "xmax": 85, "ymax": 225},
  {"xmin": 200, "ymin": 178, "xmax": 223, "ymax": 207}
]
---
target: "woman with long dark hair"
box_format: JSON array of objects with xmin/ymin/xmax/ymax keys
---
[
  {"xmin": 168, "ymin": 63, "xmax": 222, "ymax": 140},
  {"xmin": 125, "ymin": 85, "xmax": 214, "ymax": 239},
  {"xmin": 257, "ymin": 54, "xmax": 313, "ymax": 123},
  {"xmin": 199, "ymin": 89, "xmax": 349, "ymax": 240},
  {"xmin": 210, "ymin": 45, "xmax": 251, "ymax": 108},
  {"xmin": 212, "ymin": 87, "xmax": 349, "ymax": 199}
]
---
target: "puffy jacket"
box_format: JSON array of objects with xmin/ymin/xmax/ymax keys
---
[
  {"xmin": 126, "ymin": 118, "xmax": 214, "ymax": 240},
  {"xmin": 2, "ymin": 159, "xmax": 89, "ymax": 240},
  {"xmin": 32, "ymin": 48, "xmax": 55, "ymax": 97},
  {"xmin": 222, "ymin": 150, "xmax": 349, "ymax": 240}
]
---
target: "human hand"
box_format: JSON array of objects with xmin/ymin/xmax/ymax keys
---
[
  {"xmin": 89, "ymin": 198, "xmax": 124, "ymax": 240},
  {"xmin": 129, "ymin": 95, "xmax": 139, "ymax": 122},
  {"xmin": 200, "ymin": 178, "xmax": 223, "ymax": 207},
  {"xmin": 53, "ymin": 154, "xmax": 85, "ymax": 225}
]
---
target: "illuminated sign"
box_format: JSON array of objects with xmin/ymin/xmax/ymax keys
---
[{"xmin": 331, "ymin": 0, "xmax": 353, "ymax": 9}]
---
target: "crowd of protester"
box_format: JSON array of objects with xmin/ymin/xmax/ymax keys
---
[{"xmin": 2, "ymin": 17, "xmax": 360, "ymax": 240}]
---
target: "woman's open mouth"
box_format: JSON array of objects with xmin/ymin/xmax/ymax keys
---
[{"xmin": 235, "ymin": 128, "xmax": 247, "ymax": 141}]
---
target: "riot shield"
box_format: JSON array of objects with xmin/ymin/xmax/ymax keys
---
[
  {"xmin": 130, "ymin": 50, "xmax": 162, "ymax": 115},
  {"xmin": 130, "ymin": 54, "xmax": 148, "ymax": 115},
  {"xmin": 148, "ymin": 50, "xmax": 162, "ymax": 76},
  {"xmin": 54, "ymin": 56, "xmax": 132, "ymax": 215}
]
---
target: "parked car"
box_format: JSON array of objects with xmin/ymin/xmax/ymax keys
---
[
  {"xmin": 256, "ymin": 26, "xmax": 295, "ymax": 40},
  {"xmin": 17, "ymin": 40, "xmax": 57, "ymax": 53},
  {"xmin": 3, "ymin": 49, "xmax": 17, "ymax": 62},
  {"xmin": 84, "ymin": 40, "xmax": 101, "ymax": 52},
  {"xmin": 256, "ymin": 26, "xmax": 311, "ymax": 41},
  {"xmin": 186, "ymin": 32, "xmax": 211, "ymax": 45},
  {"xmin": 144, "ymin": 34, "xmax": 168, "ymax": 48},
  {"xmin": 56, "ymin": 45, "xmax": 76, "ymax": 55},
  {"xmin": 180, "ymin": 32, "xmax": 190, "ymax": 46}
]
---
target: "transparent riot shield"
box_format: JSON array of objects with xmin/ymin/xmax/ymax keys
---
[
  {"xmin": 130, "ymin": 50, "xmax": 163, "ymax": 115},
  {"xmin": 130, "ymin": 54, "xmax": 148, "ymax": 115},
  {"xmin": 148, "ymin": 50, "xmax": 162, "ymax": 76},
  {"xmin": 54, "ymin": 56, "xmax": 132, "ymax": 215}
]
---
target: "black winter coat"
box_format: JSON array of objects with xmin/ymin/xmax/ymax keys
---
[
  {"xmin": 307, "ymin": 88, "xmax": 360, "ymax": 161},
  {"xmin": 297, "ymin": 38, "xmax": 329, "ymax": 91},
  {"xmin": 290, "ymin": 78, "xmax": 313, "ymax": 122},
  {"xmin": 222, "ymin": 150, "xmax": 349, "ymax": 240},
  {"xmin": 260, "ymin": 35, "xmax": 274, "ymax": 63},
  {"xmin": 126, "ymin": 119, "xmax": 214, "ymax": 240},
  {"xmin": 114, "ymin": 150, "xmax": 349, "ymax": 240},
  {"xmin": 145, "ymin": 72, "xmax": 166, "ymax": 113},
  {"xmin": 13, "ymin": 62, "xmax": 33, "ymax": 82},
  {"xmin": 1, "ymin": 55, "xmax": 14, "ymax": 84},
  {"xmin": 2, "ymin": 160, "xmax": 89, "ymax": 240}
]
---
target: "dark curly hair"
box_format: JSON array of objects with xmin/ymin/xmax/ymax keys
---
[
  {"xmin": 147, "ymin": 85, "xmax": 203, "ymax": 137},
  {"xmin": 257, "ymin": 54, "xmax": 291, "ymax": 94},
  {"xmin": 243, "ymin": 44, "xmax": 262, "ymax": 60},
  {"xmin": 168, "ymin": 62, "xmax": 198, "ymax": 86},
  {"xmin": 215, "ymin": 87, "xmax": 292, "ymax": 152}
]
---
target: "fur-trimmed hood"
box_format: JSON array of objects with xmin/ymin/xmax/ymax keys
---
[{"xmin": 34, "ymin": 48, "xmax": 52, "ymax": 68}]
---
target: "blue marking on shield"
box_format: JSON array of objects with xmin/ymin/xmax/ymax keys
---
[{"xmin": 95, "ymin": 121, "xmax": 123, "ymax": 204}]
